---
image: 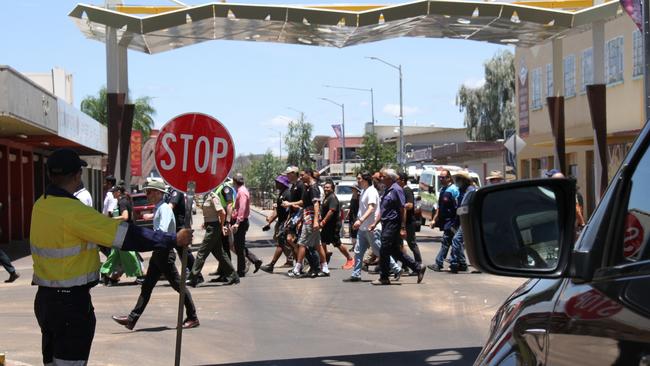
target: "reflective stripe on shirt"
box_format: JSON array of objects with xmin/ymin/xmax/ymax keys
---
[
  {"xmin": 30, "ymin": 243, "xmax": 98, "ymax": 259},
  {"xmin": 32, "ymin": 270, "xmax": 100, "ymax": 288}
]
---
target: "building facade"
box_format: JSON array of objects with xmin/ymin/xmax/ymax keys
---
[{"xmin": 515, "ymin": 14, "xmax": 643, "ymax": 216}]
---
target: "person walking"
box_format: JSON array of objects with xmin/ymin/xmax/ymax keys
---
[
  {"xmin": 320, "ymin": 180, "xmax": 354, "ymax": 269},
  {"xmin": 231, "ymin": 173, "xmax": 263, "ymax": 277},
  {"xmin": 397, "ymin": 172, "xmax": 422, "ymax": 265},
  {"xmin": 448, "ymin": 171, "xmax": 476, "ymax": 273},
  {"xmin": 375, "ymin": 169, "xmax": 425, "ymax": 285},
  {"xmin": 31, "ymin": 148, "xmax": 192, "ymax": 365},
  {"xmin": 187, "ymin": 188, "xmax": 239, "ymax": 286},
  {"xmin": 428, "ymin": 169, "xmax": 459, "ymax": 272},
  {"xmin": 100, "ymin": 186, "xmax": 144, "ymax": 285},
  {"xmin": 167, "ymin": 188, "xmax": 196, "ymax": 275},
  {"xmin": 112, "ymin": 180, "xmax": 199, "ymax": 330},
  {"xmin": 0, "ymin": 201, "xmax": 19, "ymax": 283},
  {"xmin": 260, "ymin": 175, "xmax": 294, "ymax": 273}
]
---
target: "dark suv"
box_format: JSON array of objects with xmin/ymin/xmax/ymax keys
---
[{"xmin": 459, "ymin": 123, "xmax": 650, "ymax": 365}]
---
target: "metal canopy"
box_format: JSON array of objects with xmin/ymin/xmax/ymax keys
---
[{"xmin": 69, "ymin": 1, "xmax": 621, "ymax": 53}]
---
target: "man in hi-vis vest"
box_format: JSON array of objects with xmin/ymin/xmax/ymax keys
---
[{"xmin": 30, "ymin": 148, "xmax": 192, "ymax": 365}]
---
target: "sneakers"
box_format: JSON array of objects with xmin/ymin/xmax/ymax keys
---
[
  {"xmin": 318, "ymin": 270, "xmax": 330, "ymax": 277},
  {"xmin": 181, "ymin": 318, "xmax": 200, "ymax": 329},
  {"xmin": 427, "ymin": 264, "xmax": 443, "ymax": 272},
  {"xmin": 186, "ymin": 275, "xmax": 204, "ymax": 288},
  {"xmin": 287, "ymin": 269, "xmax": 303, "ymax": 278},
  {"xmin": 342, "ymin": 259, "xmax": 354, "ymax": 270},
  {"xmin": 393, "ymin": 269, "xmax": 402, "ymax": 281},
  {"xmin": 135, "ymin": 276, "xmax": 145, "ymax": 285},
  {"xmin": 449, "ymin": 264, "xmax": 468, "ymax": 274},
  {"xmin": 342, "ymin": 276, "xmax": 361, "ymax": 283},
  {"xmin": 210, "ymin": 276, "xmax": 229, "ymax": 283},
  {"xmin": 5, "ymin": 272, "xmax": 19, "ymax": 283},
  {"xmin": 223, "ymin": 276, "xmax": 240, "ymax": 286},
  {"xmin": 260, "ymin": 264, "xmax": 274, "ymax": 274}
]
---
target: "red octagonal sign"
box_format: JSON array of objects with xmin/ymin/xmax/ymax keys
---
[{"xmin": 155, "ymin": 113, "xmax": 234, "ymax": 194}]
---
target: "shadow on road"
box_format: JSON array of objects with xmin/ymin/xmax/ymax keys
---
[{"xmin": 198, "ymin": 347, "xmax": 481, "ymax": 366}]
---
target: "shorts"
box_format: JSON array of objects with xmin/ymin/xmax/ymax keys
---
[
  {"xmin": 321, "ymin": 226, "xmax": 341, "ymax": 247},
  {"xmin": 298, "ymin": 220, "xmax": 320, "ymax": 248}
]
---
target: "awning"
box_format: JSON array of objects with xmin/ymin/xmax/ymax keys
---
[{"xmin": 68, "ymin": 0, "xmax": 622, "ymax": 54}]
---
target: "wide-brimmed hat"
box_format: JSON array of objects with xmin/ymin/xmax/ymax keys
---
[
  {"xmin": 452, "ymin": 170, "xmax": 472, "ymax": 181},
  {"xmin": 486, "ymin": 170, "xmax": 504, "ymax": 181},
  {"xmin": 143, "ymin": 180, "xmax": 167, "ymax": 193},
  {"xmin": 275, "ymin": 175, "xmax": 291, "ymax": 188},
  {"xmin": 351, "ymin": 183, "xmax": 361, "ymax": 192}
]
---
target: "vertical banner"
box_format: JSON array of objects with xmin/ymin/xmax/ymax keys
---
[
  {"xmin": 620, "ymin": 0, "xmax": 642, "ymax": 30},
  {"xmin": 331, "ymin": 124, "xmax": 343, "ymax": 145},
  {"xmin": 518, "ymin": 58, "xmax": 530, "ymax": 138},
  {"xmin": 130, "ymin": 130, "xmax": 142, "ymax": 177}
]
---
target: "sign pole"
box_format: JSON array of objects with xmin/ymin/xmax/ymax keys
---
[{"xmin": 174, "ymin": 181, "xmax": 195, "ymax": 366}]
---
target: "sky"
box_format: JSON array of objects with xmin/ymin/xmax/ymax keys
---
[{"xmin": 1, "ymin": 0, "xmax": 511, "ymax": 156}]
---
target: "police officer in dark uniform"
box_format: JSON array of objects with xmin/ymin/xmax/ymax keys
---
[
  {"xmin": 167, "ymin": 188, "xmax": 195, "ymax": 274},
  {"xmin": 30, "ymin": 148, "xmax": 192, "ymax": 365}
]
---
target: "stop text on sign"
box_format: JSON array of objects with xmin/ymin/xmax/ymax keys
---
[
  {"xmin": 159, "ymin": 134, "xmax": 228, "ymax": 174},
  {"xmin": 155, "ymin": 113, "xmax": 235, "ymax": 194}
]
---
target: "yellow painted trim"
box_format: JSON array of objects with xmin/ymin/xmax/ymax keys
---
[
  {"xmin": 512, "ymin": 0, "xmax": 594, "ymax": 9},
  {"xmin": 115, "ymin": 5, "xmax": 184, "ymax": 14}
]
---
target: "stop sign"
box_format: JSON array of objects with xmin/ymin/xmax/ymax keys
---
[{"xmin": 155, "ymin": 113, "xmax": 234, "ymax": 194}]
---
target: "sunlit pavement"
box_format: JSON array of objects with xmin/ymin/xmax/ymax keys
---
[{"xmin": 0, "ymin": 208, "xmax": 524, "ymax": 366}]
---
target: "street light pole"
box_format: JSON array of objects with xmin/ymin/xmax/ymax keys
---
[
  {"xmin": 323, "ymin": 84, "xmax": 375, "ymax": 133},
  {"xmin": 320, "ymin": 97, "xmax": 346, "ymax": 176},
  {"xmin": 367, "ymin": 56, "xmax": 404, "ymax": 168}
]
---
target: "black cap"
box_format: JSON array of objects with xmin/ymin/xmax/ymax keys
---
[{"xmin": 47, "ymin": 148, "xmax": 87, "ymax": 175}]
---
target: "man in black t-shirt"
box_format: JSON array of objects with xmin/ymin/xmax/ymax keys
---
[
  {"xmin": 260, "ymin": 175, "xmax": 294, "ymax": 273},
  {"xmin": 320, "ymin": 181, "xmax": 354, "ymax": 269},
  {"xmin": 398, "ymin": 172, "xmax": 422, "ymax": 265}
]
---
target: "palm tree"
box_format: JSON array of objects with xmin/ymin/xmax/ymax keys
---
[{"xmin": 80, "ymin": 87, "xmax": 156, "ymax": 140}]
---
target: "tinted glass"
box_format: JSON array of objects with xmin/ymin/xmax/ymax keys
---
[
  {"xmin": 132, "ymin": 195, "xmax": 149, "ymax": 207},
  {"xmin": 622, "ymin": 145, "xmax": 650, "ymax": 261},
  {"xmin": 481, "ymin": 186, "xmax": 560, "ymax": 271},
  {"xmin": 336, "ymin": 186, "xmax": 353, "ymax": 195}
]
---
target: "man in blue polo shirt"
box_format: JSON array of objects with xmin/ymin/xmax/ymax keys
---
[{"xmin": 374, "ymin": 169, "xmax": 426, "ymax": 285}]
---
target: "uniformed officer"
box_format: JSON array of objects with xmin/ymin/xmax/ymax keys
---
[{"xmin": 30, "ymin": 148, "xmax": 192, "ymax": 365}]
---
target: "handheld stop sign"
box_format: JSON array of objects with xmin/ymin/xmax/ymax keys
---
[{"xmin": 154, "ymin": 113, "xmax": 235, "ymax": 366}]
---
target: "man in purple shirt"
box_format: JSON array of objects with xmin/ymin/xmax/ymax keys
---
[
  {"xmin": 231, "ymin": 173, "xmax": 263, "ymax": 277},
  {"xmin": 375, "ymin": 168, "xmax": 426, "ymax": 285}
]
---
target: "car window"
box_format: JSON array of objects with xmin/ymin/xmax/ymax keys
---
[
  {"xmin": 336, "ymin": 186, "xmax": 353, "ymax": 195},
  {"xmin": 621, "ymin": 147, "xmax": 650, "ymax": 262}
]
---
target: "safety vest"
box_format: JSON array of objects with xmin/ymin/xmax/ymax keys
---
[
  {"xmin": 215, "ymin": 182, "xmax": 235, "ymax": 208},
  {"xmin": 30, "ymin": 195, "xmax": 122, "ymax": 287}
]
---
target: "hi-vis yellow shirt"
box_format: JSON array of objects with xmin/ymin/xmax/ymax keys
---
[{"xmin": 30, "ymin": 194, "xmax": 126, "ymax": 288}]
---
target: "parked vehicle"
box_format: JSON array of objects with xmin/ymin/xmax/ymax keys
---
[
  {"xmin": 131, "ymin": 193, "xmax": 154, "ymax": 228},
  {"xmin": 335, "ymin": 179, "xmax": 356, "ymax": 216},
  {"xmin": 418, "ymin": 165, "xmax": 481, "ymax": 224},
  {"xmin": 459, "ymin": 122, "xmax": 650, "ymax": 365}
]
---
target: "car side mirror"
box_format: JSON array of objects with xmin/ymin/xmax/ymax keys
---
[{"xmin": 459, "ymin": 179, "xmax": 576, "ymax": 278}]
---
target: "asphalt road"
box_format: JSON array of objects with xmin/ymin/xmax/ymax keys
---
[{"xmin": 0, "ymin": 209, "xmax": 524, "ymax": 366}]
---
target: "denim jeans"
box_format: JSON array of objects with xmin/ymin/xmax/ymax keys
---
[
  {"xmin": 0, "ymin": 248, "xmax": 16, "ymax": 274},
  {"xmin": 435, "ymin": 227, "xmax": 455, "ymax": 268},
  {"xmin": 449, "ymin": 226, "xmax": 467, "ymax": 268},
  {"xmin": 352, "ymin": 229, "xmax": 401, "ymax": 279}
]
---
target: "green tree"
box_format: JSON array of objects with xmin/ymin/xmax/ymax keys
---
[
  {"xmin": 284, "ymin": 113, "xmax": 314, "ymax": 169},
  {"xmin": 456, "ymin": 50, "xmax": 516, "ymax": 141},
  {"xmin": 356, "ymin": 132, "xmax": 396, "ymax": 173},
  {"xmin": 244, "ymin": 151, "xmax": 284, "ymax": 195},
  {"xmin": 80, "ymin": 86, "xmax": 156, "ymax": 140}
]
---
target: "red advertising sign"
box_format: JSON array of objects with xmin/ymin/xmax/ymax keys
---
[
  {"xmin": 130, "ymin": 130, "xmax": 142, "ymax": 177},
  {"xmin": 565, "ymin": 289, "xmax": 622, "ymax": 320},
  {"xmin": 155, "ymin": 113, "xmax": 234, "ymax": 194},
  {"xmin": 518, "ymin": 59, "xmax": 529, "ymax": 138}
]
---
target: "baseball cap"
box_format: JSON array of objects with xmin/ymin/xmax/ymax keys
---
[
  {"xmin": 47, "ymin": 148, "xmax": 87, "ymax": 175},
  {"xmin": 143, "ymin": 180, "xmax": 167, "ymax": 193},
  {"xmin": 545, "ymin": 169, "xmax": 561, "ymax": 178},
  {"xmin": 275, "ymin": 175, "xmax": 291, "ymax": 188},
  {"xmin": 283, "ymin": 166, "xmax": 299, "ymax": 174}
]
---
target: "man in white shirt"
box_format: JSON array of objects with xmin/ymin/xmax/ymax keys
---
[
  {"xmin": 74, "ymin": 184, "xmax": 93, "ymax": 208},
  {"xmin": 102, "ymin": 175, "xmax": 117, "ymax": 217},
  {"xmin": 343, "ymin": 171, "xmax": 382, "ymax": 282}
]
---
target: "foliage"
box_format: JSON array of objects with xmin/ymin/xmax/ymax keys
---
[
  {"xmin": 243, "ymin": 150, "xmax": 284, "ymax": 194},
  {"xmin": 456, "ymin": 50, "xmax": 516, "ymax": 141},
  {"xmin": 80, "ymin": 86, "xmax": 156, "ymax": 140},
  {"xmin": 284, "ymin": 113, "xmax": 314, "ymax": 169},
  {"xmin": 356, "ymin": 132, "xmax": 396, "ymax": 174}
]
